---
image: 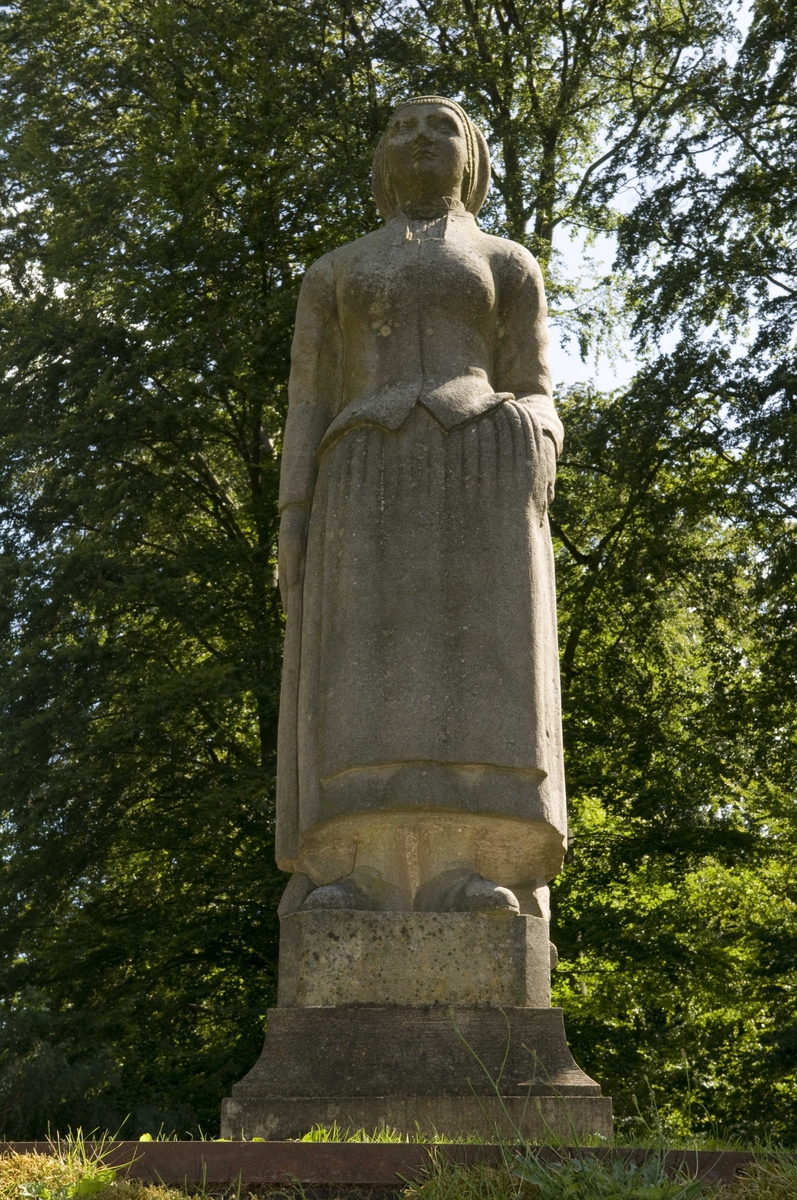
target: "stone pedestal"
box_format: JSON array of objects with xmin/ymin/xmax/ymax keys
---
[
  {"xmin": 221, "ymin": 913, "xmax": 612, "ymax": 1140},
  {"xmin": 277, "ymin": 911, "xmax": 553, "ymax": 1007},
  {"xmin": 221, "ymin": 1005, "xmax": 611, "ymax": 1140}
]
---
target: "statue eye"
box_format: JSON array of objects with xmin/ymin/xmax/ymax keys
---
[{"xmin": 430, "ymin": 114, "xmax": 458, "ymax": 135}]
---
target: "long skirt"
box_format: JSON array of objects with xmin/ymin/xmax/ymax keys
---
[{"xmin": 276, "ymin": 400, "xmax": 567, "ymax": 885}]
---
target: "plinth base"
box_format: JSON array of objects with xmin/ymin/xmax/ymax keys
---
[
  {"xmin": 221, "ymin": 1006, "xmax": 612, "ymax": 1141},
  {"xmin": 221, "ymin": 1093, "xmax": 612, "ymax": 1142}
]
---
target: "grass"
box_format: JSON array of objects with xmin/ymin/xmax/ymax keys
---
[
  {"xmin": 404, "ymin": 1154, "xmax": 709, "ymax": 1200},
  {"xmin": 397, "ymin": 1146, "xmax": 797, "ymax": 1200},
  {"xmin": 297, "ymin": 1122, "xmax": 486, "ymax": 1143},
  {"xmin": 295, "ymin": 1122, "xmax": 771, "ymax": 1152},
  {"xmin": 0, "ymin": 1134, "xmax": 180, "ymax": 1200},
  {"xmin": 1, "ymin": 1129, "xmax": 796, "ymax": 1200},
  {"xmin": 722, "ymin": 1155, "xmax": 797, "ymax": 1200}
]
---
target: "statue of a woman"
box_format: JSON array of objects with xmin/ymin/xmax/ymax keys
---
[{"xmin": 276, "ymin": 96, "xmax": 566, "ymax": 915}]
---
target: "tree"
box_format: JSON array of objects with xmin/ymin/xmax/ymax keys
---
[
  {"xmin": 548, "ymin": 0, "xmax": 797, "ymax": 1139},
  {"xmin": 1, "ymin": 0, "xmax": 794, "ymax": 1143},
  {"xmin": 0, "ymin": 0, "xmax": 390, "ymax": 1135},
  {"xmin": 397, "ymin": 0, "xmax": 734, "ymax": 360}
]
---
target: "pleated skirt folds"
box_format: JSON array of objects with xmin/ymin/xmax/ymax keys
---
[{"xmin": 276, "ymin": 400, "xmax": 566, "ymax": 870}]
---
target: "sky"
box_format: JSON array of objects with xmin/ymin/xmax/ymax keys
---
[
  {"xmin": 547, "ymin": 0, "xmax": 753, "ymax": 394},
  {"xmin": 547, "ymin": 229, "xmax": 637, "ymax": 392},
  {"xmin": 549, "ymin": 329, "xmax": 635, "ymax": 391}
]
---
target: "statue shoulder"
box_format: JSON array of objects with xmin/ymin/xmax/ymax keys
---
[
  {"xmin": 300, "ymin": 223, "xmax": 393, "ymax": 286},
  {"xmin": 468, "ymin": 230, "xmax": 546, "ymax": 318},
  {"xmin": 475, "ymin": 230, "xmax": 544, "ymax": 285},
  {"xmin": 297, "ymin": 250, "xmax": 336, "ymax": 303}
]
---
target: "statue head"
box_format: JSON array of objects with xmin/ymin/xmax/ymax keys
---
[{"xmin": 372, "ymin": 96, "xmax": 491, "ymax": 220}]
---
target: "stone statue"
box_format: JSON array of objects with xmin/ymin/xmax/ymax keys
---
[
  {"xmin": 276, "ymin": 95, "xmax": 566, "ymax": 919},
  {"xmin": 223, "ymin": 98, "xmax": 612, "ymax": 1140}
]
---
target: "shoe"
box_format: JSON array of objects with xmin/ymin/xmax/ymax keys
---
[
  {"xmin": 302, "ymin": 876, "xmax": 372, "ymax": 911},
  {"xmin": 414, "ymin": 868, "xmax": 519, "ymax": 913},
  {"xmin": 449, "ymin": 875, "xmax": 520, "ymax": 913}
]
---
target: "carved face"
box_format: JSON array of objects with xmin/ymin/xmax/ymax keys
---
[{"xmin": 383, "ymin": 102, "xmax": 469, "ymax": 203}]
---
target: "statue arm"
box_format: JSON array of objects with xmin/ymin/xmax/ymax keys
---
[
  {"xmin": 494, "ymin": 254, "xmax": 564, "ymax": 457},
  {"xmin": 279, "ymin": 255, "xmax": 344, "ymax": 512},
  {"xmin": 278, "ymin": 255, "xmax": 343, "ymax": 613}
]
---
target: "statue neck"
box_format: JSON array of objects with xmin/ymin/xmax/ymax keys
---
[{"xmin": 399, "ymin": 195, "xmax": 465, "ymax": 221}]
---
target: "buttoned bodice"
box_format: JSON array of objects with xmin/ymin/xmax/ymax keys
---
[
  {"xmin": 279, "ymin": 209, "xmax": 561, "ymax": 509},
  {"xmin": 332, "ymin": 212, "xmax": 499, "ymax": 434}
]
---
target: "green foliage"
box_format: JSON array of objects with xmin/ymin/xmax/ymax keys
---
[
  {"xmin": 728, "ymin": 1155, "xmax": 797, "ymax": 1200},
  {"xmin": 4, "ymin": 1144, "xmax": 797, "ymax": 1200},
  {"xmin": 0, "ymin": 1133, "xmax": 131, "ymax": 1200},
  {"xmin": 297, "ymin": 1122, "xmax": 485, "ymax": 1143},
  {"xmin": 0, "ymin": 0, "xmax": 795, "ymax": 1148},
  {"xmin": 0, "ymin": 0, "xmax": 386, "ymax": 1135},
  {"xmin": 513, "ymin": 1152, "xmax": 706, "ymax": 1200},
  {"xmin": 404, "ymin": 1157, "xmax": 716, "ymax": 1200},
  {"xmin": 544, "ymin": 0, "xmax": 797, "ymax": 1145},
  {"xmin": 0, "ymin": 1146, "xmax": 178, "ymax": 1200},
  {"xmin": 403, "ymin": 1154, "xmax": 797, "ymax": 1200},
  {"xmin": 20, "ymin": 1172, "xmax": 118, "ymax": 1200}
]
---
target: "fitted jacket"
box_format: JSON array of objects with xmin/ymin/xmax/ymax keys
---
[{"xmin": 279, "ymin": 209, "xmax": 563, "ymax": 512}]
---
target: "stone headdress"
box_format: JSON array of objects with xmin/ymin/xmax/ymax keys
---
[{"xmin": 371, "ymin": 96, "xmax": 491, "ymax": 220}]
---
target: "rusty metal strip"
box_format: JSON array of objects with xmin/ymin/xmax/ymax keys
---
[{"xmin": 0, "ymin": 1141, "xmax": 762, "ymax": 1185}]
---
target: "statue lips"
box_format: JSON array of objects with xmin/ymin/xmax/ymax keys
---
[{"xmin": 408, "ymin": 141, "xmax": 444, "ymax": 179}]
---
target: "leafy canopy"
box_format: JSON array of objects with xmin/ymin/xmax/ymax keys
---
[{"xmin": 0, "ymin": 0, "xmax": 795, "ymax": 1142}]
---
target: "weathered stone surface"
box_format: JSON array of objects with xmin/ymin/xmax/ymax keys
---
[
  {"xmin": 231, "ymin": 1005, "xmax": 599, "ymax": 1098},
  {"xmin": 221, "ymin": 97, "xmax": 612, "ymax": 1142},
  {"xmin": 229, "ymin": 1006, "xmax": 599, "ymax": 1098},
  {"xmin": 276, "ymin": 96, "xmax": 567, "ymax": 898},
  {"xmin": 278, "ymin": 911, "xmax": 552, "ymax": 1008},
  {"xmin": 220, "ymin": 1005, "xmax": 611, "ymax": 1140},
  {"xmin": 221, "ymin": 1094, "xmax": 613, "ymax": 1143}
]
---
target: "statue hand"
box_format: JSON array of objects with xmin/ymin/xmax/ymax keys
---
[
  {"xmin": 542, "ymin": 432, "xmax": 557, "ymax": 506},
  {"xmin": 278, "ymin": 505, "xmax": 309, "ymax": 615}
]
